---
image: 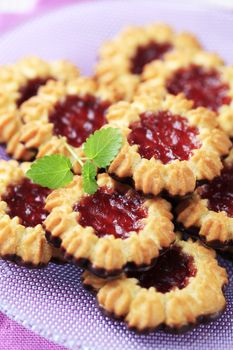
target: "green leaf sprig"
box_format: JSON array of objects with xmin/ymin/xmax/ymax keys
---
[{"xmin": 26, "ymin": 127, "xmax": 122, "ymax": 195}]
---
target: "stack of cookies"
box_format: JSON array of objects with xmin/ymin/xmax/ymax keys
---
[{"xmin": 0, "ymin": 23, "xmax": 232, "ymax": 333}]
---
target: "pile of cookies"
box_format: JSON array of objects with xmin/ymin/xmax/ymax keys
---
[{"xmin": 0, "ymin": 23, "xmax": 232, "ymax": 332}]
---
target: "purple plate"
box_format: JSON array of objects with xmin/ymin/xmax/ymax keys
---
[{"xmin": 0, "ymin": 1, "xmax": 233, "ymax": 349}]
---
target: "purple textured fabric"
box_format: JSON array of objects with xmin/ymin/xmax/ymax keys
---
[
  {"xmin": 0, "ymin": 1, "xmax": 233, "ymax": 349},
  {"xmin": 0, "ymin": 313, "xmax": 67, "ymax": 350}
]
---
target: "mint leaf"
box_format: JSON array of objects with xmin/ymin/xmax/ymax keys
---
[
  {"xmin": 26, "ymin": 154, "xmax": 73, "ymax": 189},
  {"xmin": 26, "ymin": 128, "xmax": 122, "ymax": 194},
  {"xmin": 82, "ymin": 160, "xmax": 98, "ymax": 194},
  {"xmin": 83, "ymin": 128, "xmax": 122, "ymax": 168}
]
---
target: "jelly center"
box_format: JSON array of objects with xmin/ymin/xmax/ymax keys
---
[
  {"xmin": 128, "ymin": 111, "xmax": 201, "ymax": 163},
  {"xmin": 128, "ymin": 245, "xmax": 196, "ymax": 293},
  {"xmin": 49, "ymin": 94, "xmax": 110, "ymax": 147},
  {"xmin": 166, "ymin": 64, "xmax": 231, "ymax": 112},
  {"xmin": 74, "ymin": 186, "xmax": 147, "ymax": 239},
  {"xmin": 198, "ymin": 166, "xmax": 233, "ymax": 217},
  {"xmin": 131, "ymin": 41, "xmax": 172, "ymax": 75},
  {"xmin": 3, "ymin": 178, "xmax": 51, "ymax": 227},
  {"xmin": 17, "ymin": 77, "xmax": 52, "ymax": 107}
]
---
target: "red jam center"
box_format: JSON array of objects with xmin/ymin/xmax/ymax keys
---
[
  {"xmin": 74, "ymin": 186, "xmax": 147, "ymax": 239},
  {"xmin": 198, "ymin": 166, "xmax": 233, "ymax": 217},
  {"xmin": 128, "ymin": 111, "xmax": 201, "ymax": 164},
  {"xmin": 17, "ymin": 77, "xmax": 52, "ymax": 107},
  {"xmin": 131, "ymin": 41, "xmax": 172, "ymax": 75},
  {"xmin": 128, "ymin": 245, "xmax": 196, "ymax": 293},
  {"xmin": 49, "ymin": 94, "xmax": 110, "ymax": 147},
  {"xmin": 166, "ymin": 64, "xmax": 231, "ymax": 112},
  {"xmin": 2, "ymin": 178, "xmax": 51, "ymax": 227}
]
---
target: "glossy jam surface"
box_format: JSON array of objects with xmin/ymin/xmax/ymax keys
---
[
  {"xmin": 198, "ymin": 166, "xmax": 233, "ymax": 217},
  {"xmin": 128, "ymin": 111, "xmax": 201, "ymax": 163},
  {"xmin": 17, "ymin": 77, "xmax": 52, "ymax": 106},
  {"xmin": 74, "ymin": 186, "xmax": 147, "ymax": 239},
  {"xmin": 166, "ymin": 64, "xmax": 231, "ymax": 112},
  {"xmin": 131, "ymin": 41, "xmax": 172, "ymax": 75},
  {"xmin": 128, "ymin": 245, "xmax": 196, "ymax": 293},
  {"xmin": 49, "ymin": 94, "xmax": 110, "ymax": 147},
  {"xmin": 3, "ymin": 178, "xmax": 51, "ymax": 227}
]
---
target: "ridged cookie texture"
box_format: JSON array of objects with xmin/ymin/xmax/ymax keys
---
[
  {"xmin": 11, "ymin": 77, "xmax": 116, "ymax": 171},
  {"xmin": 45, "ymin": 173, "xmax": 175, "ymax": 277},
  {"xmin": 0, "ymin": 56, "xmax": 79, "ymax": 151},
  {"xmin": 0, "ymin": 160, "xmax": 59, "ymax": 266},
  {"xmin": 176, "ymin": 148, "xmax": 233, "ymax": 248},
  {"xmin": 82, "ymin": 238, "xmax": 227, "ymax": 332},
  {"xmin": 139, "ymin": 50, "xmax": 233, "ymax": 137},
  {"xmin": 95, "ymin": 23, "xmax": 201, "ymax": 101},
  {"xmin": 106, "ymin": 94, "xmax": 231, "ymax": 196}
]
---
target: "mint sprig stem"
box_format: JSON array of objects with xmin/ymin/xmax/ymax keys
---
[{"xmin": 62, "ymin": 138, "xmax": 84, "ymax": 167}]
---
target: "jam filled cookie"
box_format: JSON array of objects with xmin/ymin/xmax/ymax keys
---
[
  {"xmin": 8, "ymin": 78, "xmax": 115, "ymax": 170},
  {"xmin": 0, "ymin": 160, "xmax": 57, "ymax": 267},
  {"xmin": 176, "ymin": 148, "xmax": 233, "ymax": 248},
  {"xmin": 106, "ymin": 94, "xmax": 231, "ymax": 196},
  {"xmin": 0, "ymin": 56, "xmax": 79, "ymax": 148},
  {"xmin": 140, "ymin": 50, "xmax": 233, "ymax": 137},
  {"xmin": 44, "ymin": 173, "xmax": 175, "ymax": 277},
  {"xmin": 95, "ymin": 23, "xmax": 201, "ymax": 101},
  {"xmin": 82, "ymin": 237, "xmax": 227, "ymax": 332}
]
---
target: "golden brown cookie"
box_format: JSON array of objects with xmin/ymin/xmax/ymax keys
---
[
  {"xmin": 106, "ymin": 94, "xmax": 231, "ymax": 196},
  {"xmin": 140, "ymin": 50, "xmax": 233, "ymax": 137},
  {"xmin": 95, "ymin": 23, "xmax": 201, "ymax": 101},
  {"xmin": 0, "ymin": 56, "xmax": 79, "ymax": 148},
  {"xmin": 0, "ymin": 159, "xmax": 60, "ymax": 267},
  {"xmin": 44, "ymin": 173, "xmax": 175, "ymax": 277},
  {"xmin": 176, "ymin": 148, "xmax": 233, "ymax": 248},
  {"xmin": 8, "ymin": 77, "xmax": 116, "ymax": 170},
  {"xmin": 82, "ymin": 237, "xmax": 227, "ymax": 332}
]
